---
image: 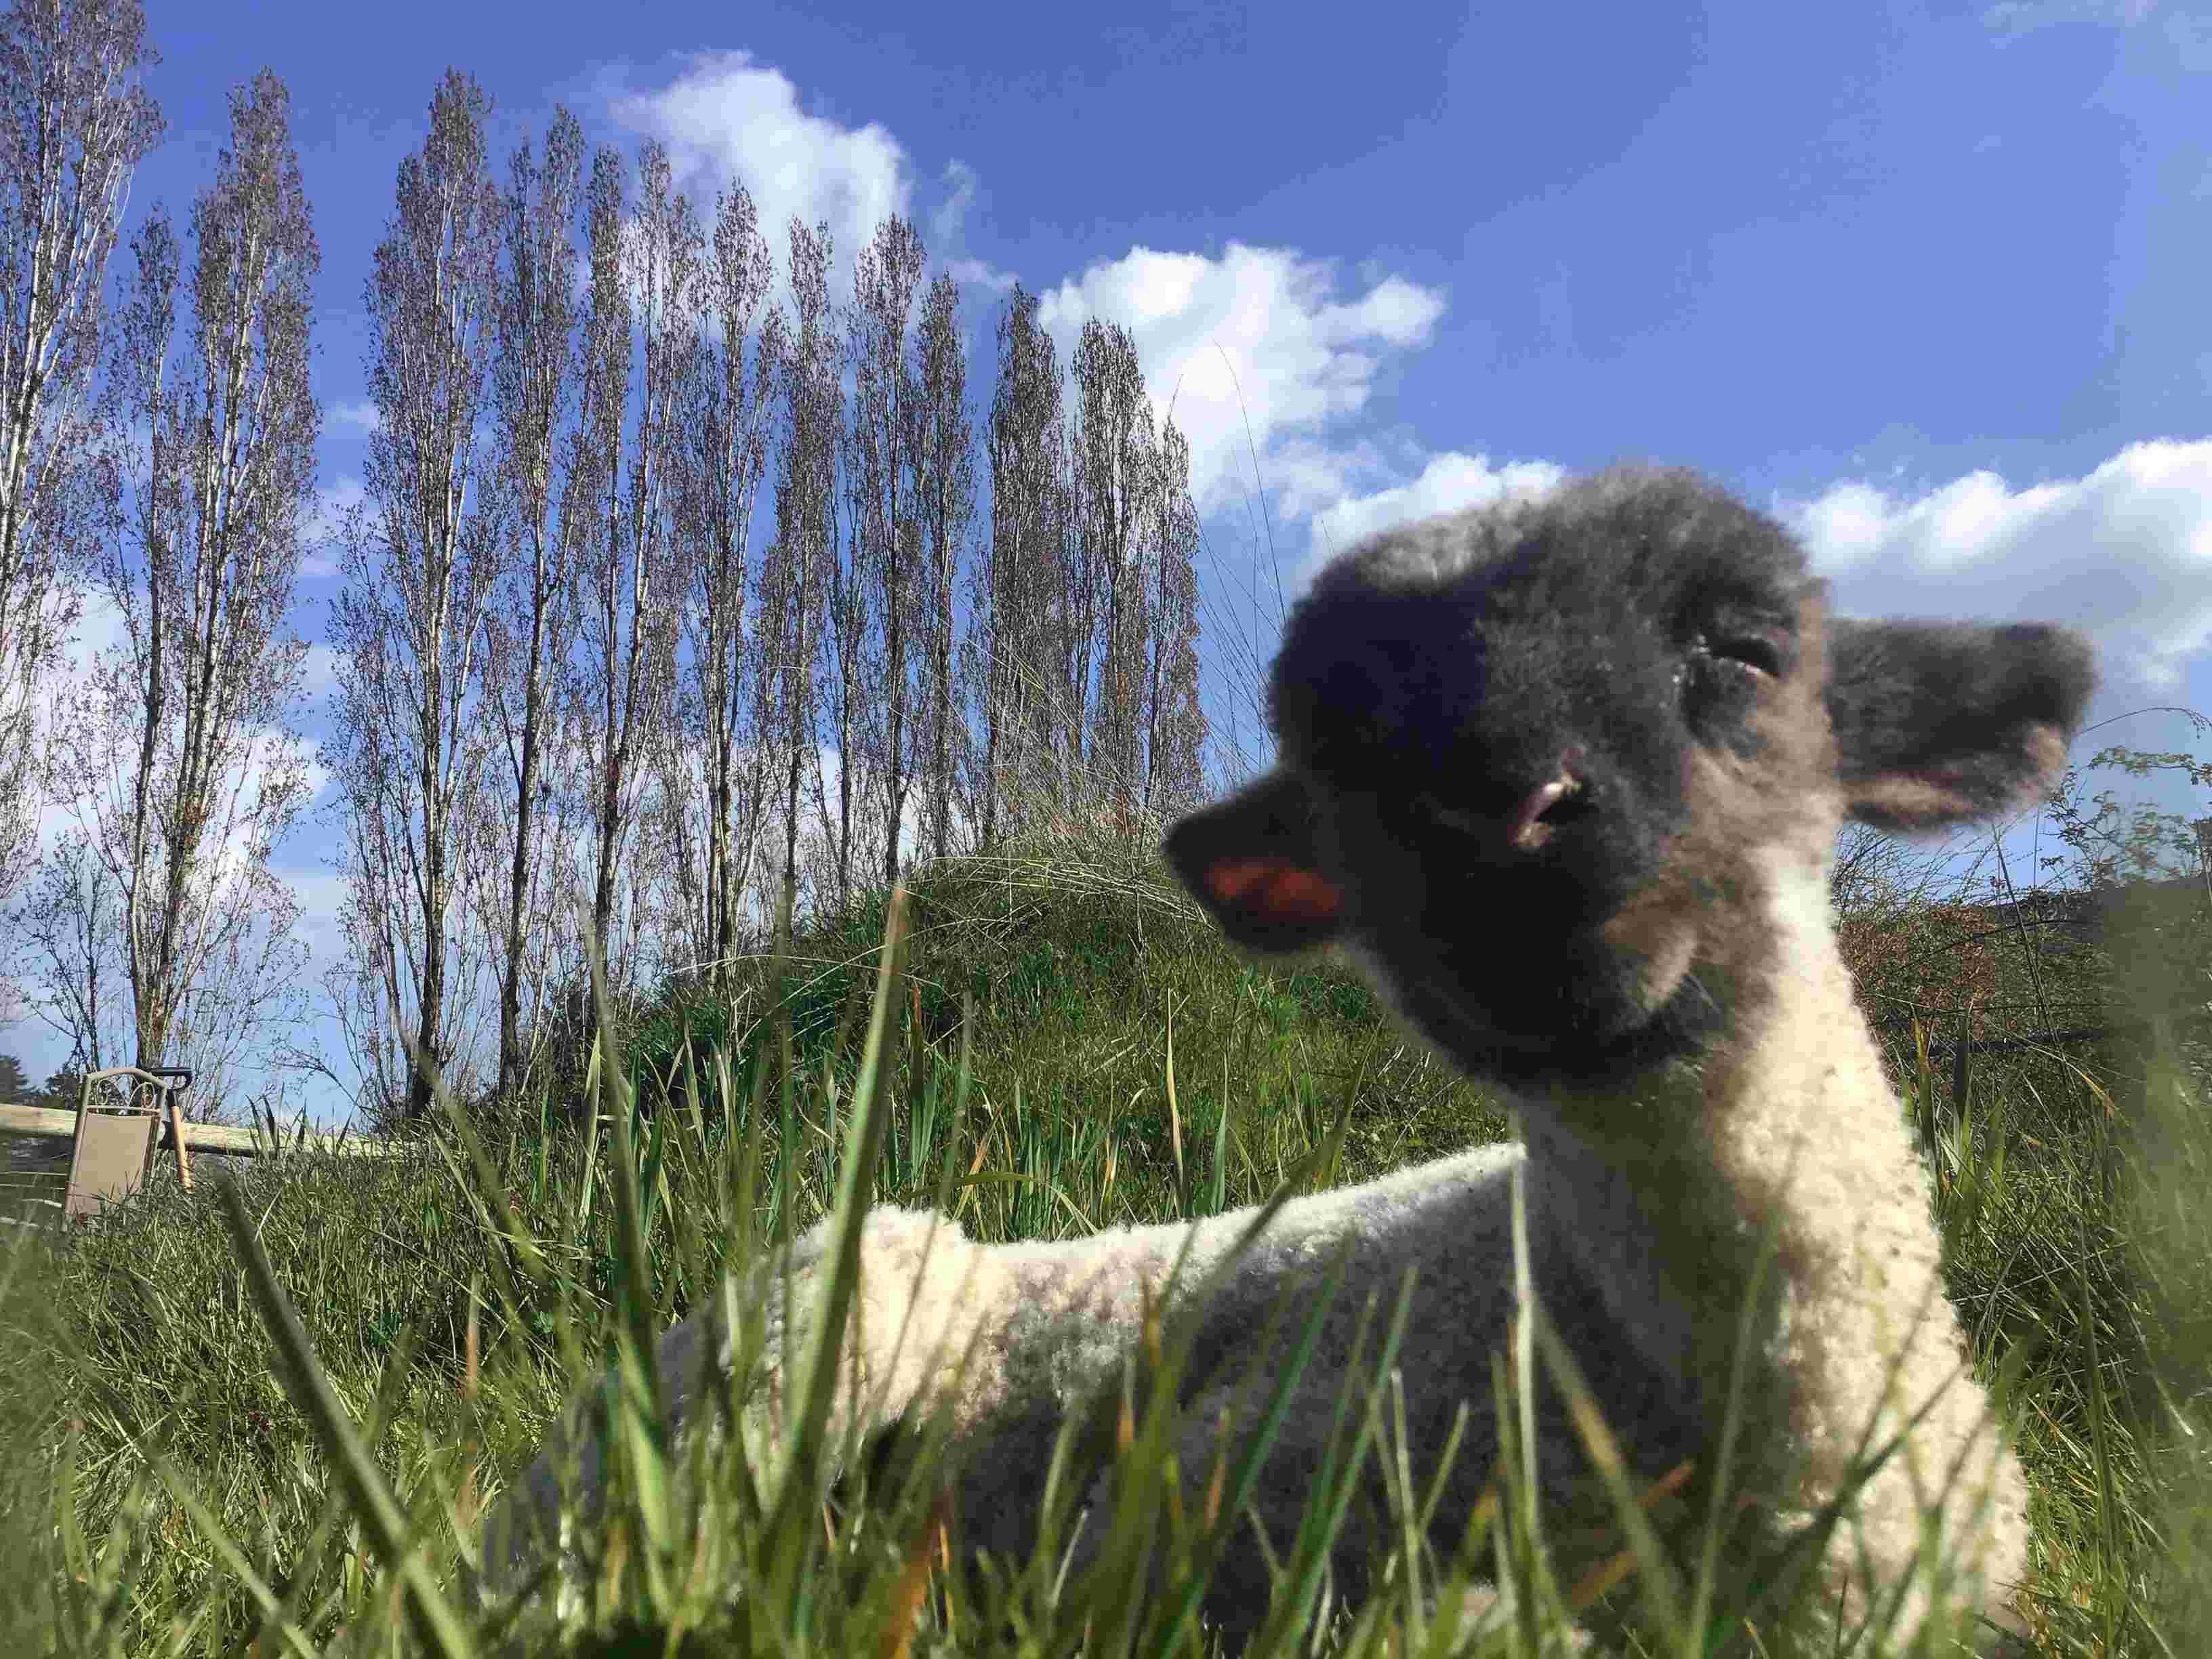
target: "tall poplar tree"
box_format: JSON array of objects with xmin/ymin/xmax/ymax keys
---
[
  {"xmin": 1069, "ymin": 318, "xmax": 1158, "ymax": 833},
  {"xmin": 762, "ymin": 219, "xmax": 835, "ymax": 942},
  {"xmin": 673, "ymin": 179, "xmax": 779, "ymax": 977},
  {"xmin": 327, "ymin": 71, "xmax": 502, "ymax": 1123},
  {"xmin": 968, "ymin": 284, "xmax": 1067, "ymax": 847},
  {"xmin": 907, "ymin": 272, "xmax": 972, "ymax": 865},
  {"xmin": 482, "ymin": 108, "xmax": 583, "ymax": 1097},
  {"xmin": 0, "ymin": 0, "xmax": 161, "ymax": 906},
  {"xmin": 846, "ymin": 215, "xmax": 924, "ymax": 892},
  {"xmin": 572, "ymin": 140, "xmax": 692, "ymax": 968}
]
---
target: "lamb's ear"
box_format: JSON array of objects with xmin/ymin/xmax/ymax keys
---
[
  {"xmin": 1826, "ymin": 617, "xmax": 2097, "ymax": 832},
  {"xmin": 1162, "ymin": 768, "xmax": 1345, "ymax": 954}
]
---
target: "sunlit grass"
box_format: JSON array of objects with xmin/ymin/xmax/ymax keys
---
[{"xmin": 1, "ymin": 830, "xmax": 2205, "ymax": 1656}]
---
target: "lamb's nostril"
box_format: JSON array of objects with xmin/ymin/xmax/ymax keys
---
[
  {"xmin": 1504, "ymin": 748, "xmax": 1591, "ymax": 851},
  {"xmin": 1508, "ymin": 776, "xmax": 1582, "ymax": 850},
  {"xmin": 1536, "ymin": 789, "xmax": 1595, "ymax": 827}
]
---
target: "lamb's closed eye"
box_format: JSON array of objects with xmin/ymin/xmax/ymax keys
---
[{"xmin": 484, "ymin": 465, "xmax": 2090, "ymax": 1652}]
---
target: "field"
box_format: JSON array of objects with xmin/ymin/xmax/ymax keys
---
[{"xmin": 2, "ymin": 831, "xmax": 2207, "ymax": 1657}]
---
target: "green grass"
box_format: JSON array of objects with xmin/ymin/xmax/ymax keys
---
[{"xmin": 1, "ymin": 829, "xmax": 2205, "ymax": 1656}]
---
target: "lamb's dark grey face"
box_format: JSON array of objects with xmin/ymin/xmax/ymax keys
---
[
  {"xmin": 1164, "ymin": 467, "xmax": 2096, "ymax": 1091},
  {"xmin": 1269, "ymin": 472, "xmax": 1822, "ymax": 1084}
]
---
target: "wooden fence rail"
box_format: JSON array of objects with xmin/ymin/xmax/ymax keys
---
[{"xmin": 0, "ymin": 1103, "xmax": 399, "ymax": 1160}]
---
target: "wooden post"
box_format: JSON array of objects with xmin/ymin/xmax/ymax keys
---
[{"xmin": 165, "ymin": 1085, "xmax": 193, "ymax": 1191}]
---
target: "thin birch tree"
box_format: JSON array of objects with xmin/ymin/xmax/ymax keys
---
[
  {"xmin": 96, "ymin": 68, "xmax": 317, "ymax": 1089},
  {"xmin": 818, "ymin": 420, "xmax": 861, "ymax": 914},
  {"xmin": 16, "ymin": 832, "xmax": 119, "ymax": 1072}
]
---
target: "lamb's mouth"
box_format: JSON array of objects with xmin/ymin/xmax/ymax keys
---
[{"xmin": 1401, "ymin": 958, "xmax": 1725, "ymax": 1088}]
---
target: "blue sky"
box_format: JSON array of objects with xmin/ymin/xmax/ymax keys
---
[{"xmin": 7, "ymin": 0, "xmax": 2210, "ymax": 1120}]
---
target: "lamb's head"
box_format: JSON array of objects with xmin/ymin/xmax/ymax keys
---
[{"xmin": 1164, "ymin": 466, "xmax": 2095, "ymax": 1091}]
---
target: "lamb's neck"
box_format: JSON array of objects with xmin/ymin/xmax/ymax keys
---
[{"xmin": 1516, "ymin": 876, "xmax": 1942, "ymax": 1439}]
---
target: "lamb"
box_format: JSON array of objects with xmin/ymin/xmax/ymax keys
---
[{"xmin": 483, "ymin": 466, "xmax": 2091, "ymax": 1649}]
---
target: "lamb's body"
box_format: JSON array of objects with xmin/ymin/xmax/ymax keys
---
[{"xmin": 487, "ymin": 468, "xmax": 2087, "ymax": 1648}]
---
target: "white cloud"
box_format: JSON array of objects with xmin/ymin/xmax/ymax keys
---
[
  {"xmin": 328, "ymin": 399, "xmax": 381, "ymax": 436},
  {"xmin": 946, "ymin": 256, "xmax": 1016, "ymax": 293},
  {"xmin": 610, "ymin": 52, "xmax": 912, "ymax": 283},
  {"xmin": 1309, "ymin": 452, "xmax": 1568, "ymax": 565},
  {"xmin": 931, "ymin": 159, "xmax": 979, "ymax": 247},
  {"xmin": 930, "ymin": 160, "xmax": 1017, "ymax": 292},
  {"xmin": 1780, "ymin": 438, "xmax": 2212, "ymax": 689},
  {"xmin": 300, "ymin": 642, "xmax": 341, "ymax": 701},
  {"xmin": 27, "ymin": 588, "xmax": 333, "ymax": 855},
  {"xmin": 1034, "ymin": 243, "xmax": 1447, "ymax": 514},
  {"xmin": 271, "ymin": 863, "xmax": 351, "ymax": 975},
  {"xmin": 21, "ymin": 588, "xmax": 127, "ymax": 865},
  {"xmin": 605, "ymin": 67, "xmax": 1446, "ymax": 513}
]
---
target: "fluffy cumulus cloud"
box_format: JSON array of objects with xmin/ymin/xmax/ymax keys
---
[
  {"xmin": 610, "ymin": 53, "xmax": 912, "ymax": 281},
  {"xmin": 1034, "ymin": 243, "xmax": 1446, "ymax": 514},
  {"xmin": 945, "ymin": 256, "xmax": 1016, "ymax": 293},
  {"xmin": 606, "ymin": 68, "xmax": 1445, "ymax": 512},
  {"xmin": 1308, "ymin": 451, "xmax": 1567, "ymax": 565},
  {"xmin": 1782, "ymin": 438, "xmax": 2212, "ymax": 689}
]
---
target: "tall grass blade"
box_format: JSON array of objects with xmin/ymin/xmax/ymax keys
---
[{"xmin": 213, "ymin": 1179, "xmax": 474, "ymax": 1659}]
